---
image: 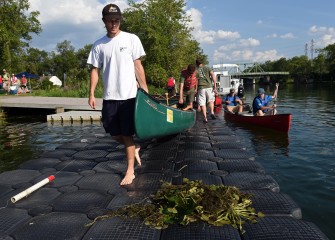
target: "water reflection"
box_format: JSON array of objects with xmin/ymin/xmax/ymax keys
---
[
  {"xmin": 0, "ymin": 113, "xmax": 101, "ymax": 172},
  {"xmin": 230, "ymin": 124, "xmax": 290, "ymax": 156}
]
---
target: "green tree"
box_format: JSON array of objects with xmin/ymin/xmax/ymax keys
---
[
  {"xmin": 287, "ymin": 55, "xmax": 311, "ymax": 82},
  {"xmin": 0, "ymin": 0, "xmax": 41, "ymax": 73},
  {"xmin": 322, "ymin": 43, "xmax": 335, "ymax": 80},
  {"xmin": 122, "ymin": 0, "xmax": 206, "ymax": 87},
  {"xmin": 312, "ymin": 51, "xmax": 328, "ymax": 81},
  {"xmin": 22, "ymin": 48, "xmax": 50, "ymax": 75},
  {"xmin": 49, "ymin": 40, "xmax": 78, "ymax": 85}
]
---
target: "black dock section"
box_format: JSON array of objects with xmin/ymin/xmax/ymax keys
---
[{"xmin": 0, "ymin": 113, "xmax": 329, "ymax": 240}]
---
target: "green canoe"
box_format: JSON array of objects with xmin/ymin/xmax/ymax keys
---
[{"xmin": 134, "ymin": 88, "xmax": 196, "ymax": 139}]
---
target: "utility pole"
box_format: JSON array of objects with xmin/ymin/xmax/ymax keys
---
[
  {"xmin": 305, "ymin": 43, "xmax": 308, "ymax": 57},
  {"xmin": 310, "ymin": 39, "xmax": 314, "ymax": 66}
]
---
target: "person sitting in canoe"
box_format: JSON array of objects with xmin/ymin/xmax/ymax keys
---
[
  {"xmin": 179, "ymin": 64, "xmax": 197, "ymax": 111},
  {"xmin": 252, "ymin": 83, "xmax": 278, "ymax": 116},
  {"xmin": 223, "ymin": 88, "xmax": 243, "ymax": 114}
]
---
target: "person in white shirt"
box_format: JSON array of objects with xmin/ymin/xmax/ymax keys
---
[{"xmin": 87, "ymin": 3, "xmax": 148, "ymax": 185}]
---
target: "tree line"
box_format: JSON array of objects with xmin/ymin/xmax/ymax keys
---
[
  {"xmin": 1, "ymin": 0, "xmax": 334, "ymax": 97},
  {"xmin": 258, "ymin": 44, "xmax": 335, "ymax": 83}
]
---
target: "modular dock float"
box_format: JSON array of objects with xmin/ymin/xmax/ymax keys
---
[{"xmin": 0, "ymin": 112, "xmax": 329, "ymax": 239}]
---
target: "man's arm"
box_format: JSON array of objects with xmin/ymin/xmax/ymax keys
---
[
  {"xmin": 88, "ymin": 67, "xmax": 99, "ymax": 109},
  {"xmin": 134, "ymin": 59, "xmax": 148, "ymax": 93},
  {"xmin": 272, "ymin": 83, "xmax": 279, "ymax": 98},
  {"xmin": 236, "ymin": 96, "xmax": 243, "ymax": 105},
  {"xmin": 179, "ymin": 82, "xmax": 184, "ymax": 103}
]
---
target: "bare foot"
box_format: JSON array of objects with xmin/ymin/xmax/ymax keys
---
[
  {"xmin": 135, "ymin": 145, "xmax": 141, "ymax": 166},
  {"xmin": 120, "ymin": 173, "xmax": 135, "ymax": 185}
]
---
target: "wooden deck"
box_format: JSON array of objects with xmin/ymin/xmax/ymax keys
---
[{"xmin": 0, "ymin": 96, "xmax": 102, "ymax": 122}]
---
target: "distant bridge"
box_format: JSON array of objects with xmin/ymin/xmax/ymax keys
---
[{"xmin": 231, "ymin": 63, "xmax": 289, "ymax": 79}]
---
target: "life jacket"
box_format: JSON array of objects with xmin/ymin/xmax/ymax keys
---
[
  {"xmin": 167, "ymin": 77, "xmax": 175, "ymax": 87},
  {"xmin": 214, "ymin": 95, "xmax": 222, "ymax": 106},
  {"xmin": 237, "ymin": 85, "xmax": 244, "ymax": 97},
  {"xmin": 182, "ymin": 70, "xmax": 197, "ymax": 90}
]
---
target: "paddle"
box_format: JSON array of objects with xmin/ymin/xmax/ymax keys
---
[
  {"xmin": 273, "ymin": 82, "xmax": 279, "ymax": 115},
  {"xmin": 165, "ymin": 93, "xmax": 169, "ymax": 105}
]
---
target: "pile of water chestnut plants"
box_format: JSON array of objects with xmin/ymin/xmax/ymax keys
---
[{"xmin": 88, "ymin": 178, "xmax": 264, "ymax": 232}]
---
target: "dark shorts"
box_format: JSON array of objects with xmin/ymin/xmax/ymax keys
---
[
  {"xmin": 167, "ymin": 86, "xmax": 176, "ymax": 96},
  {"xmin": 102, "ymin": 98, "xmax": 136, "ymax": 136},
  {"xmin": 184, "ymin": 88, "xmax": 196, "ymax": 104}
]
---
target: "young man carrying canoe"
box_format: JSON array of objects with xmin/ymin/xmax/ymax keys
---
[{"xmin": 87, "ymin": 3, "xmax": 148, "ymax": 185}]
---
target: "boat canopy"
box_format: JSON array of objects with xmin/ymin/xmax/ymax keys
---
[{"xmin": 212, "ymin": 64, "xmax": 240, "ymax": 75}]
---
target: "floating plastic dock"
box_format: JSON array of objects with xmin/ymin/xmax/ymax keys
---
[{"xmin": 0, "ymin": 112, "xmax": 329, "ymax": 240}]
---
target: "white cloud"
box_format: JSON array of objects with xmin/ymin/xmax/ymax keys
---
[
  {"xmin": 187, "ymin": 8, "xmax": 240, "ymax": 44},
  {"xmin": 257, "ymin": 20, "xmax": 263, "ymax": 24},
  {"xmin": 240, "ymin": 38, "xmax": 260, "ymax": 47},
  {"xmin": 213, "ymin": 44, "xmax": 282, "ymax": 63},
  {"xmin": 266, "ymin": 33, "xmax": 294, "ymax": 39},
  {"xmin": 308, "ymin": 25, "xmax": 335, "ymax": 47},
  {"xmin": 187, "ymin": 8, "xmax": 203, "ymax": 30},
  {"xmin": 29, "ymin": 0, "xmax": 131, "ymax": 51},
  {"xmin": 187, "ymin": 7, "xmax": 285, "ymax": 64},
  {"xmin": 280, "ymin": 33, "xmax": 295, "ymax": 39},
  {"xmin": 30, "ymin": 0, "xmax": 105, "ymax": 25}
]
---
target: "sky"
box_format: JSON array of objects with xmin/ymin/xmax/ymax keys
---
[{"xmin": 29, "ymin": 0, "xmax": 335, "ymax": 67}]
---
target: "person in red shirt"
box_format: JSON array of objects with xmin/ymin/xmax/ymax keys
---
[
  {"xmin": 21, "ymin": 74, "xmax": 27, "ymax": 93},
  {"xmin": 166, "ymin": 76, "xmax": 176, "ymax": 96},
  {"xmin": 179, "ymin": 64, "xmax": 197, "ymax": 111}
]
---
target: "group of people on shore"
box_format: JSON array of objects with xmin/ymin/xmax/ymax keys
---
[{"xmin": 0, "ymin": 69, "xmax": 28, "ymax": 95}]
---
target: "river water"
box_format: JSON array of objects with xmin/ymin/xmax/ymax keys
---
[{"xmin": 0, "ymin": 82, "xmax": 334, "ymax": 239}]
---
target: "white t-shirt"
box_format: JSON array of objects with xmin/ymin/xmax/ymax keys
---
[{"xmin": 87, "ymin": 31, "xmax": 146, "ymax": 100}]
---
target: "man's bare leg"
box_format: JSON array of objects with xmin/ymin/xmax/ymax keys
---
[
  {"xmin": 208, "ymin": 101, "xmax": 215, "ymax": 115},
  {"xmin": 201, "ymin": 105, "xmax": 207, "ymax": 121},
  {"xmin": 113, "ymin": 135, "xmax": 137, "ymax": 185},
  {"xmin": 135, "ymin": 144, "xmax": 141, "ymax": 166}
]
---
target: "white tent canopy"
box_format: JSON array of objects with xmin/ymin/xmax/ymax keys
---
[{"xmin": 49, "ymin": 76, "xmax": 62, "ymax": 86}]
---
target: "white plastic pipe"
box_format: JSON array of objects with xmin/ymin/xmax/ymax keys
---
[{"xmin": 11, "ymin": 175, "xmax": 55, "ymax": 203}]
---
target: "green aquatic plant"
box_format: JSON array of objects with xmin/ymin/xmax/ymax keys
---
[{"xmin": 87, "ymin": 178, "xmax": 264, "ymax": 233}]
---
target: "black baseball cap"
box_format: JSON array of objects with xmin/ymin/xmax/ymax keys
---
[{"xmin": 102, "ymin": 4, "xmax": 122, "ymax": 19}]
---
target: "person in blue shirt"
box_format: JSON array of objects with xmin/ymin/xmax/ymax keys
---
[
  {"xmin": 252, "ymin": 83, "xmax": 278, "ymax": 116},
  {"xmin": 224, "ymin": 88, "xmax": 243, "ymax": 113}
]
